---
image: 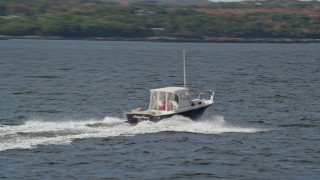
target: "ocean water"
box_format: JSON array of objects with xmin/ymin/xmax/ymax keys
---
[{"xmin": 0, "ymin": 39, "xmax": 319, "ymax": 179}]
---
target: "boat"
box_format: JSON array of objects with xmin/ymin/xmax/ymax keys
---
[{"xmin": 125, "ymin": 50, "xmax": 215, "ymax": 124}]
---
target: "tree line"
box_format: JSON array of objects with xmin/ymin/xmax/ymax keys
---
[{"xmin": 0, "ymin": 0, "xmax": 319, "ymax": 38}]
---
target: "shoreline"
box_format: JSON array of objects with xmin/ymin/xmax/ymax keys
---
[{"xmin": 1, "ymin": 36, "xmax": 320, "ymax": 43}]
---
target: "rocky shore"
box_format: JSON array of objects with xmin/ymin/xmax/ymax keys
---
[{"xmin": 1, "ymin": 35, "xmax": 320, "ymax": 43}]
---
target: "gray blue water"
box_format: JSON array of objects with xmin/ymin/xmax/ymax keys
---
[{"xmin": 0, "ymin": 39, "xmax": 319, "ymax": 179}]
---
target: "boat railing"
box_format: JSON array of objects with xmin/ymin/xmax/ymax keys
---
[{"xmin": 198, "ymin": 90, "xmax": 214, "ymax": 100}]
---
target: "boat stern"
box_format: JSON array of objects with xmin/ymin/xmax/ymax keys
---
[{"xmin": 126, "ymin": 113, "xmax": 152, "ymax": 124}]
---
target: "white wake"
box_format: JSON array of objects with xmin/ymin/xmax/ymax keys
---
[{"xmin": 0, "ymin": 115, "xmax": 266, "ymax": 151}]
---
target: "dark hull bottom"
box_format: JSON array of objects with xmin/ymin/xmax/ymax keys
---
[{"xmin": 126, "ymin": 105, "xmax": 211, "ymax": 124}]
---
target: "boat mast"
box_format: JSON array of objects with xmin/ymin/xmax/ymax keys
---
[{"xmin": 183, "ymin": 49, "xmax": 186, "ymax": 87}]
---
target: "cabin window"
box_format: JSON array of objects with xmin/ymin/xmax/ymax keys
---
[
  {"xmin": 149, "ymin": 92, "xmax": 158, "ymax": 110},
  {"xmin": 174, "ymin": 94, "xmax": 179, "ymax": 105},
  {"xmin": 159, "ymin": 92, "xmax": 166, "ymax": 110},
  {"xmin": 179, "ymin": 91, "xmax": 190, "ymax": 102},
  {"xmin": 167, "ymin": 93, "xmax": 175, "ymax": 111}
]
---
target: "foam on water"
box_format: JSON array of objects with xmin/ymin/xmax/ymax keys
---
[{"xmin": 0, "ymin": 116, "xmax": 266, "ymax": 151}]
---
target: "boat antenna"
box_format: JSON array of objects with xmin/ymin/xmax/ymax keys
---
[{"xmin": 183, "ymin": 49, "xmax": 186, "ymax": 87}]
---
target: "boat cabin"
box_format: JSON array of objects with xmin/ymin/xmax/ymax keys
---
[{"xmin": 148, "ymin": 87, "xmax": 190, "ymax": 112}]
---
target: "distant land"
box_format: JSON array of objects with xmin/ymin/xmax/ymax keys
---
[{"xmin": 0, "ymin": 0, "xmax": 320, "ymax": 42}]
